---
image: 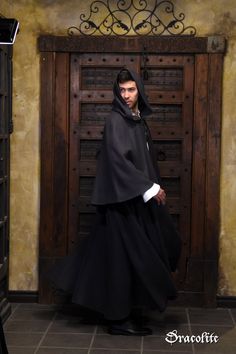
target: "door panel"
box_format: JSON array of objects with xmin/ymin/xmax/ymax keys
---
[{"xmin": 142, "ymin": 55, "xmax": 194, "ymax": 289}]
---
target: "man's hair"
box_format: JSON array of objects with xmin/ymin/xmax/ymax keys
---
[{"xmin": 117, "ymin": 69, "xmax": 133, "ymax": 84}]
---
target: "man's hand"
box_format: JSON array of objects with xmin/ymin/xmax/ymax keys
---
[{"xmin": 153, "ymin": 188, "xmax": 166, "ymax": 205}]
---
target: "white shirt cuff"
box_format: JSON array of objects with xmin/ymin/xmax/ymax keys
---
[{"xmin": 143, "ymin": 183, "xmax": 160, "ymax": 203}]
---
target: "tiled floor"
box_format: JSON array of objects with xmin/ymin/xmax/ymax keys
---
[{"xmin": 3, "ymin": 303, "xmax": 236, "ymax": 354}]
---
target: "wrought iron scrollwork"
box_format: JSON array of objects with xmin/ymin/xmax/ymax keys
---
[{"xmin": 67, "ymin": 0, "xmax": 196, "ymax": 36}]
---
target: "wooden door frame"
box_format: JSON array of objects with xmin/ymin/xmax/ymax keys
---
[
  {"xmin": 0, "ymin": 44, "xmax": 12, "ymax": 321},
  {"xmin": 38, "ymin": 35, "xmax": 226, "ymax": 306}
]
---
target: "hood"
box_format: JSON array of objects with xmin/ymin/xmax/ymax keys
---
[{"xmin": 112, "ymin": 68, "xmax": 152, "ymax": 120}]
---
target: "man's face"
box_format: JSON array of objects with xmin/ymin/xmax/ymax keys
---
[{"xmin": 119, "ymin": 80, "xmax": 139, "ymax": 112}]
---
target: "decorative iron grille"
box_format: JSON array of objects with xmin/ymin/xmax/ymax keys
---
[{"xmin": 67, "ymin": 0, "xmax": 196, "ymax": 36}]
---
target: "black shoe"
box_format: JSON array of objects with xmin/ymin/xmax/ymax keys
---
[{"xmin": 107, "ymin": 320, "xmax": 152, "ymax": 336}]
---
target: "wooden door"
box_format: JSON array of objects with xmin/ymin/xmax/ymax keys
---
[
  {"xmin": 0, "ymin": 45, "xmax": 12, "ymax": 321},
  {"xmin": 39, "ymin": 36, "xmax": 225, "ymax": 306}
]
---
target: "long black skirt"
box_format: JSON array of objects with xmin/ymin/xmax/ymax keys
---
[{"xmin": 51, "ymin": 197, "xmax": 181, "ymax": 320}]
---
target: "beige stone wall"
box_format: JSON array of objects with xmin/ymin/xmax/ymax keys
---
[
  {"xmin": 0, "ymin": 0, "xmax": 236, "ymax": 295},
  {"xmin": 1, "ymin": 0, "xmax": 11, "ymax": 17}
]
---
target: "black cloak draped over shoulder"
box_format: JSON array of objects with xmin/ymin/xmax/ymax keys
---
[{"xmin": 50, "ymin": 69, "xmax": 182, "ymax": 321}]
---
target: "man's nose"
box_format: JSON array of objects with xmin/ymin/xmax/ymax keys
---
[{"xmin": 124, "ymin": 90, "xmax": 130, "ymax": 99}]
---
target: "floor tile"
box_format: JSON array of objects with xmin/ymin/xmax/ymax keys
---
[
  {"xmin": 92, "ymin": 334, "xmax": 141, "ymax": 350},
  {"xmin": 5, "ymin": 332, "xmax": 44, "ymax": 347},
  {"xmin": 16, "ymin": 303, "xmax": 59, "ymax": 311},
  {"xmin": 7, "ymin": 347, "xmax": 36, "ymax": 354},
  {"xmin": 143, "ymin": 351, "xmax": 192, "ymax": 354},
  {"xmin": 188, "ymin": 308, "xmax": 234, "ymax": 326},
  {"xmin": 37, "ymin": 349, "xmax": 88, "ymax": 354},
  {"xmin": 10, "ymin": 308, "xmax": 56, "ymax": 321},
  {"xmin": 55, "ymin": 311, "xmax": 94, "ymax": 322},
  {"xmin": 193, "ymin": 326, "xmax": 236, "ymax": 353},
  {"xmin": 40, "ymin": 333, "xmax": 92, "ymax": 348},
  {"xmin": 143, "ymin": 335, "xmax": 193, "ymax": 352},
  {"xmin": 150, "ymin": 309, "xmax": 188, "ymax": 325},
  {"xmin": 49, "ymin": 319, "xmax": 96, "ymax": 333},
  {"xmin": 9, "ymin": 303, "xmax": 19, "ymax": 311},
  {"xmin": 90, "ymin": 350, "xmax": 140, "ymax": 354},
  {"xmin": 4, "ymin": 319, "xmax": 50, "ymax": 332},
  {"xmin": 194, "ymin": 344, "xmax": 236, "ymax": 353},
  {"xmin": 150, "ymin": 323, "xmax": 191, "ymax": 336},
  {"xmin": 190, "ymin": 324, "xmax": 234, "ymax": 337},
  {"xmin": 96, "ymin": 325, "xmax": 109, "ymax": 334},
  {"xmin": 152, "ymin": 323, "xmax": 191, "ymax": 336}
]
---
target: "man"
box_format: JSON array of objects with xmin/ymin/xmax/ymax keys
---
[{"xmin": 52, "ymin": 69, "xmax": 181, "ymax": 336}]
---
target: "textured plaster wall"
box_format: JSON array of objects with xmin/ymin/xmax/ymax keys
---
[
  {"xmin": 0, "ymin": 0, "xmax": 235, "ymax": 294},
  {"xmin": 1, "ymin": 0, "xmax": 11, "ymax": 17}
]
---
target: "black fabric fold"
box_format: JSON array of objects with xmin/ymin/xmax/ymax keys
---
[{"xmin": 51, "ymin": 198, "xmax": 181, "ymax": 320}]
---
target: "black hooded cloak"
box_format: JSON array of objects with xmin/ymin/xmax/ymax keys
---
[
  {"xmin": 92, "ymin": 69, "xmax": 156, "ymax": 204},
  {"xmin": 51, "ymin": 69, "xmax": 181, "ymax": 321}
]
